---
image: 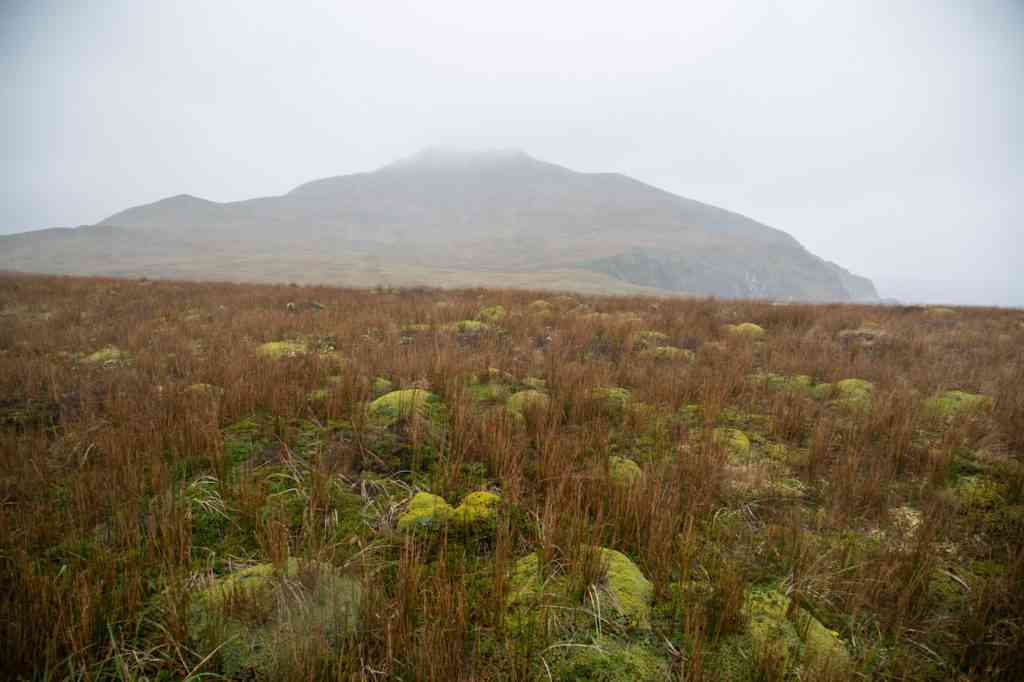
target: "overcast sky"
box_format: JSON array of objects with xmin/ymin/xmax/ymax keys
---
[{"xmin": 2, "ymin": 1, "xmax": 1021, "ymax": 304}]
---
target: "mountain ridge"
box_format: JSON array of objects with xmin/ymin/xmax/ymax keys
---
[{"xmin": 2, "ymin": 149, "xmax": 877, "ymax": 301}]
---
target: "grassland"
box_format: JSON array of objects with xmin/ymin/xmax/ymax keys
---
[{"xmin": 1, "ymin": 273, "xmax": 1021, "ymax": 680}]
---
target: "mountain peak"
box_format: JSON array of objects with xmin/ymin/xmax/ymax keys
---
[{"xmin": 381, "ymin": 146, "xmax": 535, "ymax": 171}]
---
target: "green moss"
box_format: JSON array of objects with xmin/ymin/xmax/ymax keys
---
[
  {"xmin": 752, "ymin": 372, "xmax": 814, "ymax": 393},
  {"xmin": 477, "ymin": 304, "xmax": 507, "ymax": 323},
  {"xmin": 451, "ymin": 491, "xmax": 501, "ymax": 528},
  {"xmin": 927, "ymin": 306, "xmax": 957, "ymax": 317},
  {"xmin": 725, "ymin": 322, "xmax": 766, "ymax": 338},
  {"xmin": 830, "ymin": 378, "xmax": 874, "ymax": 410},
  {"xmin": 523, "ymin": 376, "xmax": 547, "ymax": 390},
  {"xmin": 678, "ymin": 403, "xmax": 702, "ymax": 425},
  {"xmin": 470, "ymin": 381, "xmax": 513, "ymax": 405},
  {"xmin": 256, "ymin": 340, "xmax": 307, "ymax": 358},
  {"xmin": 82, "ymin": 345, "xmax": 131, "ymax": 366},
  {"xmin": 924, "ymin": 390, "xmax": 992, "ymax": 417},
  {"xmin": 546, "ymin": 636, "xmax": 669, "ymax": 681},
  {"xmin": 714, "ymin": 428, "xmax": 752, "ymax": 461},
  {"xmin": 446, "ymin": 319, "xmax": 490, "ymax": 334},
  {"xmin": 367, "ymin": 389, "xmax": 440, "ymax": 426},
  {"xmin": 222, "ymin": 416, "xmax": 263, "ymax": 467},
  {"xmin": 955, "ymin": 475, "xmax": 1006, "ymax": 510},
  {"xmin": 396, "ymin": 492, "xmax": 454, "ymax": 532},
  {"xmin": 400, "ymin": 323, "xmax": 431, "ymax": 334},
  {"xmin": 306, "ymin": 388, "xmax": 330, "ymax": 402},
  {"xmin": 186, "ymin": 383, "xmax": 224, "ymax": 398},
  {"xmin": 765, "ymin": 443, "xmax": 809, "ymax": 467},
  {"xmin": 632, "ymin": 330, "xmax": 670, "ymax": 351},
  {"xmin": 639, "ymin": 346, "xmax": 695, "ymax": 362},
  {"xmin": 507, "ymin": 547, "xmax": 653, "ymax": 633},
  {"xmin": 190, "ymin": 558, "xmax": 361, "ymax": 679},
  {"xmin": 528, "ymin": 300, "xmax": 554, "ymax": 317},
  {"xmin": 371, "ymin": 376, "xmax": 394, "ymax": 398},
  {"xmin": 506, "ymin": 389, "xmax": 550, "ymax": 415},
  {"xmin": 592, "ymin": 387, "xmax": 633, "ymax": 412},
  {"xmin": 608, "ymin": 456, "xmax": 642, "ymax": 485},
  {"xmin": 710, "ymin": 586, "xmax": 849, "ymax": 677}
]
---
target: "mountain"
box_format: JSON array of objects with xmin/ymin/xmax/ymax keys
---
[{"xmin": 0, "ymin": 148, "xmax": 877, "ymax": 301}]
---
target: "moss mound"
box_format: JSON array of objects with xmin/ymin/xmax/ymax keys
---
[
  {"xmin": 371, "ymin": 376, "xmax": 394, "ymax": 398},
  {"xmin": 506, "ymin": 389, "xmax": 550, "ymax": 415},
  {"xmin": 608, "ymin": 456, "xmax": 642, "ymax": 485},
  {"xmin": 753, "ymin": 372, "xmax": 815, "ymax": 393},
  {"xmin": 546, "ymin": 636, "xmax": 668, "ymax": 681},
  {"xmin": 817, "ymin": 378, "xmax": 874, "ymax": 410},
  {"xmin": 640, "ymin": 346, "xmax": 695, "ymax": 363},
  {"xmin": 446, "ymin": 319, "xmax": 490, "ymax": 334},
  {"xmin": 925, "ymin": 389, "xmax": 992, "ymax": 417},
  {"xmin": 507, "ymin": 547, "xmax": 653, "ymax": 632},
  {"xmin": 367, "ymin": 389, "xmax": 440, "ymax": 426},
  {"xmin": 746, "ymin": 586, "xmax": 848, "ymax": 670},
  {"xmin": 397, "ymin": 491, "xmax": 501, "ymax": 533},
  {"xmin": 632, "ymin": 330, "xmax": 670, "ymax": 351},
  {"xmin": 477, "ymin": 305, "xmax": 507, "ymax": 323},
  {"xmin": 256, "ymin": 340, "xmax": 306, "ymax": 358},
  {"xmin": 82, "ymin": 346, "xmax": 131, "ymax": 366},
  {"xmin": 528, "ymin": 299, "xmax": 554, "ymax": 317},
  {"xmin": 591, "ymin": 387, "xmax": 633, "ymax": 412},
  {"xmin": 725, "ymin": 322, "xmax": 766, "ymax": 338},
  {"xmin": 190, "ymin": 558, "xmax": 361, "ymax": 679},
  {"xmin": 713, "ymin": 427, "xmax": 752, "ymax": 461},
  {"xmin": 397, "ymin": 492, "xmax": 454, "ymax": 532},
  {"xmin": 451, "ymin": 491, "xmax": 501, "ymax": 527}
]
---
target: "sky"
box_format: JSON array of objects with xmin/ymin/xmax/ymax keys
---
[{"xmin": 2, "ymin": 0, "xmax": 1022, "ymax": 305}]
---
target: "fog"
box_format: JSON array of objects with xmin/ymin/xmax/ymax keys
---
[{"xmin": 2, "ymin": 1, "xmax": 1021, "ymax": 305}]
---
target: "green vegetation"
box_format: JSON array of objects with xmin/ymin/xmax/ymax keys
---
[
  {"xmin": 725, "ymin": 322, "xmax": 766, "ymax": 337},
  {"xmin": 1, "ymin": 274, "xmax": 1022, "ymax": 681},
  {"xmin": 256, "ymin": 339, "xmax": 307, "ymax": 358}
]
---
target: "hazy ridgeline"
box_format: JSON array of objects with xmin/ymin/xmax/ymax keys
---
[{"xmin": 0, "ymin": 273, "xmax": 1021, "ymax": 680}]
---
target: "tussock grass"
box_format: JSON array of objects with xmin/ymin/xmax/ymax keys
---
[{"xmin": 0, "ymin": 273, "xmax": 1022, "ymax": 680}]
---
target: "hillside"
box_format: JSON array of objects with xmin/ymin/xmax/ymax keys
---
[{"xmin": 1, "ymin": 148, "xmax": 878, "ymax": 301}]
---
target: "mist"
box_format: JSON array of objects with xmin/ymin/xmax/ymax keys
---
[{"xmin": 2, "ymin": 0, "xmax": 1021, "ymax": 306}]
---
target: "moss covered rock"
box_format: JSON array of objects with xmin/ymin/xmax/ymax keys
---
[
  {"xmin": 396, "ymin": 492, "xmax": 454, "ymax": 532},
  {"xmin": 256, "ymin": 340, "xmax": 307, "ymax": 359},
  {"xmin": 190, "ymin": 558, "xmax": 361, "ymax": 679},
  {"xmin": 507, "ymin": 547, "xmax": 653, "ymax": 632}
]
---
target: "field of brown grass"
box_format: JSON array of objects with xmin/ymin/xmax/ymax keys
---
[{"xmin": 1, "ymin": 273, "xmax": 1021, "ymax": 680}]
